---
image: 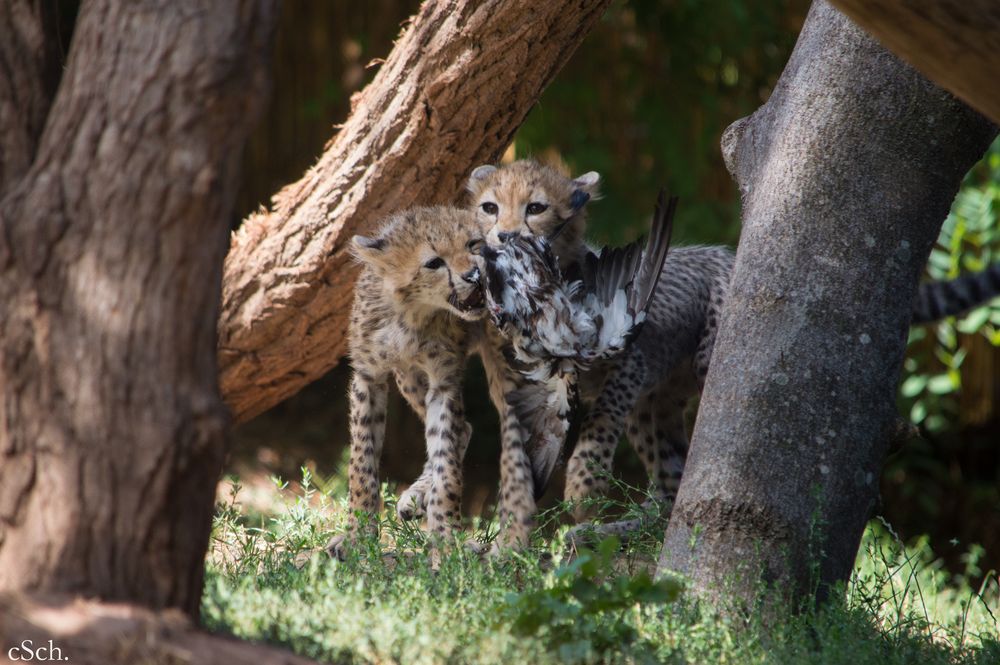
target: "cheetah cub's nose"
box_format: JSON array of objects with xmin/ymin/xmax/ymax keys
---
[
  {"xmin": 461, "ymin": 266, "xmax": 481, "ymax": 284},
  {"xmin": 497, "ymin": 231, "xmax": 516, "ymax": 243}
]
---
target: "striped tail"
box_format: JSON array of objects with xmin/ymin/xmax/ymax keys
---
[{"xmin": 911, "ymin": 263, "xmax": 1000, "ymax": 324}]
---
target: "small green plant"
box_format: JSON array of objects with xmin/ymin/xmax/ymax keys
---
[{"xmin": 503, "ymin": 535, "xmax": 682, "ymax": 658}]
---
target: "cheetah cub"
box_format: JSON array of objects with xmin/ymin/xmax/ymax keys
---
[
  {"xmin": 469, "ymin": 159, "xmax": 1000, "ymax": 548},
  {"xmin": 469, "ymin": 159, "xmax": 600, "ymax": 273},
  {"xmin": 326, "ymin": 206, "xmax": 486, "ymax": 559}
]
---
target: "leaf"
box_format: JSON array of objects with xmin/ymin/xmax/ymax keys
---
[
  {"xmin": 925, "ymin": 414, "xmax": 949, "ymax": 432},
  {"xmin": 597, "ymin": 535, "xmax": 621, "ymax": 562},
  {"xmin": 900, "ymin": 375, "xmax": 928, "ymax": 398},
  {"xmin": 951, "ymin": 346, "xmax": 968, "ymax": 368},
  {"xmin": 927, "ymin": 373, "xmax": 958, "ymax": 395},
  {"xmin": 957, "ymin": 307, "xmax": 991, "ymax": 334}
]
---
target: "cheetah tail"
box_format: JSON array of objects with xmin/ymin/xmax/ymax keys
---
[{"xmin": 911, "ymin": 262, "xmax": 1000, "ymax": 324}]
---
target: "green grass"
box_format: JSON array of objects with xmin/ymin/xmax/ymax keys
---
[{"xmin": 203, "ymin": 471, "xmax": 999, "ymax": 664}]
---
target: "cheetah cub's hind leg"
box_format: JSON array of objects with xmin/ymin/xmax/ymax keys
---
[
  {"xmin": 398, "ymin": 461, "xmax": 432, "ymax": 521},
  {"xmin": 393, "ymin": 367, "xmax": 431, "ymax": 521},
  {"xmin": 564, "ymin": 350, "xmax": 648, "ymax": 522},
  {"xmin": 563, "ymin": 386, "xmax": 686, "ymax": 550}
]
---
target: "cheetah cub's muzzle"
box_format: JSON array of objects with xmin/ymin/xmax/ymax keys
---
[{"xmin": 447, "ymin": 264, "xmax": 486, "ymax": 318}]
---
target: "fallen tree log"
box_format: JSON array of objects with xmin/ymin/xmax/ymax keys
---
[
  {"xmin": 830, "ymin": 0, "xmax": 1000, "ymax": 125},
  {"xmin": 219, "ymin": 0, "xmax": 614, "ymax": 423}
]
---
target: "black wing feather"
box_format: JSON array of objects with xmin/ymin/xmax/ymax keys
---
[
  {"xmin": 629, "ymin": 189, "xmax": 676, "ymax": 317},
  {"xmin": 576, "ymin": 189, "xmax": 675, "ymax": 316}
]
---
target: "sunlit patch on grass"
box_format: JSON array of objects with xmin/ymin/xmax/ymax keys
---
[{"xmin": 203, "ymin": 472, "xmax": 999, "ymax": 664}]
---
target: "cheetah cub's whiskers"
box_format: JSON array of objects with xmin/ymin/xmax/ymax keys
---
[{"xmin": 326, "ymin": 206, "xmax": 486, "ymax": 561}]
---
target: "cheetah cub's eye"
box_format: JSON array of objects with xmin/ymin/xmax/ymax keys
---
[
  {"xmin": 480, "ymin": 202, "xmax": 499, "ymax": 215},
  {"xmin": 526, "ymin": 202, "xmax": 548, "ymax": 216},
  {"xmin": 466, "ymin": 238, "xmax": 485, "ymax": 254},
  {"xmin": 423, "ymin": 257, "xmax": 445, "ymax": 270}
]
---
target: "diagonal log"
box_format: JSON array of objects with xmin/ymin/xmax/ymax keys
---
[
  {"xmin": 656, "ymin": 0, "xmax": 996, "ymax": 605},
  {"xmin": 830, "ymin": 0, "xmax": 1000, "ymax": 125},
  {"xmin": 219, "ymin": 0, "xmax": 614, "ymax": 423}
]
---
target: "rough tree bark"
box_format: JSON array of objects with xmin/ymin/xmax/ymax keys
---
[
  {"xmin": 829, "ymin": 0, "xmax": 1000, "ymax": 125},
  {"xmin": 219, "ymin": 0, "xmax": 614, "ymax": 423},
  {"xmin": 656, "ymin": 0, "xmax": 996, "ymax": 604},
  {"xmin": 0, "ymin": 0, "xmax": 61, "ymax": 198},
  {"xmin": 0, "ymin": 0, "xmax": 276, "ymax": 617}
]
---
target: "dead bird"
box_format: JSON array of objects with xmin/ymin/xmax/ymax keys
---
[{"xmin": 480, "ymin": 190, "xmax": 677, "ymax": 495}]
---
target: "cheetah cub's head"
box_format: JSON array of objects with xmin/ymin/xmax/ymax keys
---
[
  {"xmin": 351, "ymin": 206, "xmax": 487, "ymax": 321},
  {"xmin": 466, "ymin": 159, "xmax": 600, "ymax": 266}
]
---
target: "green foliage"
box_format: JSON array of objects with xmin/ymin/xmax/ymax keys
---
[
  {"xmin": 203, "ymin": 474, "xmax": 999, "ymax": 665},
  {"xmin": 850, "ymin": 520, "xmax": 999, "ymax": 651},
  {"xmin": 901, "ymin": 137, "xmax": 1000, "ymax": 432},
  {"xmin": 503, "ymin": 536, "xmax": 682, "ymax": 656},
  {"xmin": 515, "ymin": 0, "xmax": 808, "ymax": 247}
]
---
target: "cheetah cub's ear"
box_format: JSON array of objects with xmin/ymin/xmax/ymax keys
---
[
  {"xmin": 466, "ymin": 164, "xmax": 497, "ymax": 193},
  {"xmin": 350, "ymin": 235, "xmax": 387, "ymax": 267},
  {"xmin": 570, "ymin": 171, "xmax": 601, "ymax": 210}
]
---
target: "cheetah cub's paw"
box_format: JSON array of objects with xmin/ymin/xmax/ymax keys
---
[
  {"xmin": 464, "ymin": 539, "xmax": 491, "ymax": 558},
  {"xmin": 325, "ymin": 533, "xmax": 354, "ymax": 561},
  {"xmin": 396, "ymin": 485, "xmax": 428, "ymax": 521}
]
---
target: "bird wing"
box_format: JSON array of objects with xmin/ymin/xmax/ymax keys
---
[
  {"xmin": 574, "ymin": 189, "xmax": 676, "ymax": 360},
  {"xmin": 629, "ymin": 190, "xmax": 676, "ymax": 319},
  {"xmin": 509, "ymin": 375, "xmax": 574, "ymax": 500}
]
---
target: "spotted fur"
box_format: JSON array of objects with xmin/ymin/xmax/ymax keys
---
[
  {"xmin": 326, "ymin": 206, "xmax": 487, "ymax": 559},
  {"xmin": 468, "ymin": 159, "xmax": 1000, "ymax": 547},
  {"xmin": 468, "ymin": 160, "xmax": 600, "ymax": 272}
]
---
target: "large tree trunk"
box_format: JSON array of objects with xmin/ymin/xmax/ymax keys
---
[
  {"xmin": 0, "ymin": 0, "xmax": 61, "ymax": 197},
  {"xmin": 219, "ymin": 0, "xmax": 614, "ymax": 423},
  {"xmin": 656, "ymin": 0, "xmax": 996, "ymax": 605},
  {"xmin": 0, "ymin": 0, "xmax": 276, "ymax": 617},
  {"xmin": 829, "ymin": 0, "xmax": 1000, "ymax": 125}
]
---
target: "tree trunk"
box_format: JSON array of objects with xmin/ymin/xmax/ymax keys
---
[
  {"xmin": 219, "ymin": 0, "xmax": 614, "ymax": 423},
  {"xmin": 0, "ymin": 0, "xmax": 276, "ymax": 617},
  {"xmin": 656, "ymin": 0, "xmax": 996, "ymax": 605},
  {"xmin": 829, "ymin": 0, "xmax": 1000, "ymax": 125},
  {"xmin": 0, "ymin": 0, "xmax": 61, "ymax": 197}
]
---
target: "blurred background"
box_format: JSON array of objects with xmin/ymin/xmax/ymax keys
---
[{"xmin": 53, "ymin": 1, "xmax": 1000, "ymax": 573}]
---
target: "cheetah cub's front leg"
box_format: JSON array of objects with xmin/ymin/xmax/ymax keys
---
[
  {"xmin": 421, "ymin": 369, "xmax": 468, "ymax": 543},
  {"xmin": 394, "ymin": 367, "xmax": 472, "ymax": 522}
]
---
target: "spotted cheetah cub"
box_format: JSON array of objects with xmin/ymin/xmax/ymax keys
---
[
  {"xmin": 469, "ymin": 159, "xmax": 600, "ymax": 273},
  {"xmin": 326, "ymin": 207, "xmax": 486, "ymax": 559}
]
